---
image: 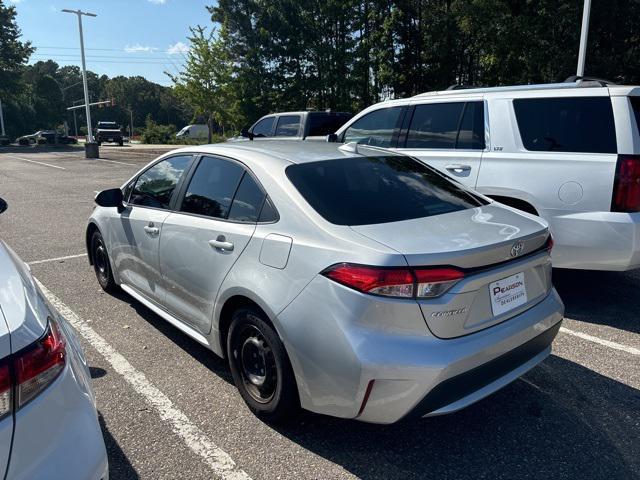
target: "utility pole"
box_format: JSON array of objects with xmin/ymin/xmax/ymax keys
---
[
  {"xmin": 62, "ymin": 8, "xmax": 98, "ymax": 158},
  {"xmin": 576, "ymin": 0, "xmax": 592, "ymax": 77}
]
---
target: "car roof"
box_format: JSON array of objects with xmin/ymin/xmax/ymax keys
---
[{"xmin": 170, "ymin": 141, "xmax": 397, "ymax": 167}]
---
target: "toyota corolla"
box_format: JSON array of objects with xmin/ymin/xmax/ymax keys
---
[{"xmin": 87, "ymin": 142, "xmax": 563, "ymax": 424}]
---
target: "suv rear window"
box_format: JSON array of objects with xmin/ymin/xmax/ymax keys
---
[
  {"xmin": 286, "ymin": 156, "xmax": 486, "ymax": 226},
  {"xmin": 513, "ymin": 97, "xmax": 617, "ymax": 154}
]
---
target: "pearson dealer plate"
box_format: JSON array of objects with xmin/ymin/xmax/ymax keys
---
[{"xmin": 489, "ymin": 272, "xmax": 527, "ymax": 316}]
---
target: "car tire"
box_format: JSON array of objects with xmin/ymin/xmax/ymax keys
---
[
  {"xmin": 90, "ymin": 230, "xmax": 118, "ymax": 293},
  {"xmin": 227, "ymin": 307, "xmax": 299, "ymax": 422},
  {"xmin": 118, "ymin": 141, "xmax": 123, "ymax": 146}
]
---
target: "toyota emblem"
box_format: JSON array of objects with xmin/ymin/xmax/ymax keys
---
[{"xmin": 510, "ymin": 241, "xmax": 524, "ymax": 258}]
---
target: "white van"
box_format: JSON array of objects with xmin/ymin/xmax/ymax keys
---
[
  {"xmin": 176, "ymin": 124, "xmax": 209, "ymax": 140},
  {"xmin": 334, "ymin": 78, "xmax": 640, "ymax": 271}
]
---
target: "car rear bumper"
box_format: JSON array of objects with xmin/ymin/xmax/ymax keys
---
[
  {"xmin": 5, "ymin": 319, "xmax": 108, "ymax": 479},
  {"xmin": 548, "ymin": 211, "xmax": 640, "ymax": 271},
  {"xmin": 277, "ymin": 276, "xmax": 564, "ymax": 424}
]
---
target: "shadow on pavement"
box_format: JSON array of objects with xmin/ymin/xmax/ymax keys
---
[
  {"xmin": 111, "ymin": 288, "xmax": 234, "ymax": 385},
  {"xmin": 99, "ymin": 413, "xmax": 139, "ymax": 480},
  {"xmin": 553, "ymin": 268, "xmax": 640, "ymax": 334},
  {"xmin": 271, "ymin": 355, "xmax": 640, "ymax": 480}
]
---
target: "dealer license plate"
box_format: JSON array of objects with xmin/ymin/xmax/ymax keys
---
[{"xmin": 489, "ymin": 272, "xmax": 527, "ymax": 316}]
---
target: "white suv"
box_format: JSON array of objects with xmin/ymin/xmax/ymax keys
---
[{"xmin": 334, "ymin": 79, "xmax": 640, "ymax": 271}]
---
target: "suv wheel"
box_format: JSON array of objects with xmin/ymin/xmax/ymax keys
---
[
  {"xmin": 91, "ymin": 230, "xmax": 117, "ymax": 293},
  {"xmin": 227, "ymin": 307, "xmax": 299, "ymax": 422}
]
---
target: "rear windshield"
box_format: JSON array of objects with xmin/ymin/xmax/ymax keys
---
[
  {"xmin": 513, "ymin": 97, "xmax": 617, "ymax": 154},
  {"xmin": 286, "ymin": 156, "xmax": 486, "ymax": 226},
  {"xmin": 308, "ymin": 113, "xmax": 353, "ymax": 136}
]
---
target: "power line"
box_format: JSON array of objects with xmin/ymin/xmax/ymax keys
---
[{"xmin": 31, "ymin": 53, "xmax": 180, "ymax": 60}]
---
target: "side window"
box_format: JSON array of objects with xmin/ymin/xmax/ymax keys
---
[
  {"xmin": 456, "ymin": 102, "xmax": 485, "ymax": 150},
  {"xmin": 180, "ymin": 156, "xmax": 244, "ymax": 219},
  {"xmin": 406, "ymin": 102, "xmax": 465, "ymax": 149},
  {"xmin": 228, "ymin": 173, "xmax": 266, "ymax": 222},
  {"xmin": 251, "ymin": 117, "xmax": 275, "ymax": 137},
  {"xmin": 343, "ymin": 107, "xmax": 404, "ymax": 147},
  {"xmin": 258, "ymin": 197, "xmax": 278, "ymax": 222},
  {"xmin": 513, "ymin": 97, "xmax": 617, "ymax": 153},
  {"xmin": 275, "ymin": 115, "xmax": 301, "ymax": 137},
  {"xmin": 308, "ymin": 114, "xmax": 353, "ymax": 136},
  {"xmin": 122, "ymin": 180, "xmax": 135, "ymax": 203},
  {"xmin": 129, "ymin": 155, "xmax": 192, "ymax": 209}
]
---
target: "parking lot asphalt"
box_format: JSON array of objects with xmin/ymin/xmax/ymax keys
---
[{"xmin": 0, "ymin": 147, "xmax": 638, "ymax": 480}]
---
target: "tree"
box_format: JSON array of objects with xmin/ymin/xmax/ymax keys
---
[
  {"xmin": 168, "ymin": 25, "xmax": 239, "ymax": 142},
  {"xmin": 0, "ymin": 0, "xmax": 33, "ymax": 100}
]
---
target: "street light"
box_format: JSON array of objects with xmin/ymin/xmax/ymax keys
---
[
  {"xmin": 61, "ymin": 8, "xmax": 98, "ymax": 158},
  {"xmin": 576, "ymin": 0, "xmax": 592, "ymax": 77}
]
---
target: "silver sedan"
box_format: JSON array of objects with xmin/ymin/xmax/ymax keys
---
[{"xmin": 87, "ymin": 141, "xmax": 564, "ymax": 424}]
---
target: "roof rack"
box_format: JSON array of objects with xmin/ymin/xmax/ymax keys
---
[
  {"xmin": 564, "ymin": 75, "xmax": 618, "ymax": 87},
  {"xmin": 446, "ymin": 84, "xmax": 483, "ymax": 91}
]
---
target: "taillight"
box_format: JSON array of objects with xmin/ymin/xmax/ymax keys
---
[
  {"xmin": 0, "ymin": 362, "xmax": 10, "ymax": 420},
  {"xmin": 322, "ymin": 263, "xmax": 464, "ymax": 299},
  {"xmin": 546, "ymin": 233, "xmax": 554, "ymax": 252},
  {"xmin": 612, "ymin": 155, "xmax": 640, "ymax": 212},
  {"xmin": 14, "ymin": 319, "xmax": 66, "ymax": 408}
]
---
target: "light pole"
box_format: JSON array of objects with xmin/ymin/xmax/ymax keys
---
[
  {"xmin": 576, "ymin": 0, "xmax": 592, "ymax": 77},
  {"xmin": 0, "ymin": 99, "xmax": 5, "ymax": 137},
  {"xmin": 62, "ymin": 8, "xmax": 98, "ymax": 158}
]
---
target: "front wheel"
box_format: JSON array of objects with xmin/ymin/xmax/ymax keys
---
[
  {"xmin": 227, "ymin": 307, "xmax": 299, "ymax": 422},
  {"xmin": 91, "ymin": 230, "xmax": 118, "ymax": 293}
]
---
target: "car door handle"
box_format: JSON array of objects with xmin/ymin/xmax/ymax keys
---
[
  {"xmin": 209, "ymin": 236, "xmax": 234, "ymax": 252},
  {"xmin": 445, "ymin": 164, "xmax": 472, "ymax": 174},
  {"xmin": 143, "ymin": 225, "xmax": 160, "ymax": 235}
]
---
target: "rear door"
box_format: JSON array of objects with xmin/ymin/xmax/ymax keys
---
[
  {"xmin": 159, "ymin": 155, "xmax": 266, "ymax": 334},
  {"xmin": 0, "ymin": 306, "xmax": 13, "ymax": 478},
  {"xmin": 114, "ymin": 154, "xmax": 193, "ymax": 305},
  {"xmin": 399, "ymin": 98, "xmax": 486, "ymax": 188}
]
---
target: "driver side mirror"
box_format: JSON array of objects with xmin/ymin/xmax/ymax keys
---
[
  {"xmin": 95, "ymin": 188, "xmax": 124, "ymax": 212},
  {"xmin": 0, "ymin": 197, "xmax": 7, "ymax": 215},
  {"xmin": 240, "ymin": 127, "xmax": 254, "ymax": 140},
  {"xmin": 326, "ymin": 133, "xmax": 338, "ymax": 143}
]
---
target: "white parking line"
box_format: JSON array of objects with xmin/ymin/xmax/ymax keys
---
[
  {"xmin": 3, "ymin": 155, "xmax": 66, "ymax": 170},
  {"xmin": 34, "ymin": 279, "xmax": 252, "ymax": 480},
  {"xmin": 95, "ymin": 158, "xmax": 136, "ymax": 166},
  {"xmin": 560, "ymin": 326, "xmax": 640, "ymax": 356},
  {"xmin": 28, "ymin": 253, "xmax": 87, "ymax": 265}
]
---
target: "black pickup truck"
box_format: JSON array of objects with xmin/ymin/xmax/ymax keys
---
[
  {"xmin": 95, "ymin": 121, "xmax": 124, "ymax": 146},
  {"xmin": 230, "ymin": 111, "xmax": 353, "ymax": 142}
]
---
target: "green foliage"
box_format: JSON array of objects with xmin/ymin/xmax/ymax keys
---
[
  {"xmin": 141, "ymin": 116, "xmax": 176, "ymax": 144},
  {"xmin": 168, "ymin": 25, "xmax": 240, "ymax": 141},
  {"xmin": 209, "ymin": 0, "xmax": 640, "ymax": 126},
  {"xmin": 0, "ymin": 1, "xmax": 33, "ymax": 101}
]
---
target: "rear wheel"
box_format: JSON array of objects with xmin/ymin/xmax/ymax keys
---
[
  {"xmin": 227, "ymin": 307, "xmax": 299, "ymax": 422},
  {"xmin": 91, "ymin": 230, "xmax": 117, "ymax": 293}
]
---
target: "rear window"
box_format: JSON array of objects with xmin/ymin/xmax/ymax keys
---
[
  {"xmin": 286, "ymin": 156, "xmax": 486, "ymax": 226},
  {"xmin": 513, "ymin": 97, "xmax": 617, "ymax": 154},
  {"xmin": 307, "ymin": 113, "xmax": 353, "ymax": 136}
]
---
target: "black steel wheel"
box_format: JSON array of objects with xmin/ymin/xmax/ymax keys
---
[
  {"xmin": 227, "ymin": 307, "xmax": 299, "ymax": 422},
  {"xmin": 91, "ymin": 230, "xmax": 117, "ymax": 293}
]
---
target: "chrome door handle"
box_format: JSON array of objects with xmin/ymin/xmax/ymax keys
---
[
  {"xmin": 445, "ymin": 164, "xmax": 472, "ymax": 174},
  {"xmin": 143, "ymin": 224, "xmax": 160, "ymax": 235},
  {"xmin": 209, "ymin": 236, "xmax": 234, "ymax": 252}
]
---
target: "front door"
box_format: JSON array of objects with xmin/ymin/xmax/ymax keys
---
[
  {"xmin": 160, "ymin": 155, "xmax": 266, "ymax": 334},
  {"xmin": 113, "ymin": 154, "xmax": 193, "ymax": 305}
]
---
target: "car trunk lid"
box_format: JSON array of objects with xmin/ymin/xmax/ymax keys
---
[{"xmin": 350, "ymin": 204, "xmax": 552, "ymax": 338}]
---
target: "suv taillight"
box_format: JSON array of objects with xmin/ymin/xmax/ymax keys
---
[
  {"xmin": 322, "ymin": 263, "xmax": 464, "ymax": 299},
  {"xmin": 0, "ymin": 319, "xmax": 67, "ymax": 417},
  {"xmin": 612, "ymin": 155, "xmax": 640, "ymax": 212}
]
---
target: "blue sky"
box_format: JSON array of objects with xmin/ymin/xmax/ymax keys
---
[{"xmin": 9, "ymin": 0, "xmax": 214, "ymax": 85}]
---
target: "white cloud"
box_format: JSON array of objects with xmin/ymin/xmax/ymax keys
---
[
  {"xmin": 147, "ymin": 0, "xmax": 167, "ymax": 4},
  {"xmin": 167, "ymin": 42, "xmax": 189, "ymax": 55},
  {"xmin": 124, "ymin": 44, "xmax": 158, "ymax": 53},
  {"xmin": 8, "ymin": 0, "xmax": 24, "ymax": 4}
]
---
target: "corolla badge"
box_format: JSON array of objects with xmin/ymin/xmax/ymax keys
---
[{"xmin": 510, "ymin": 241, "xmax": 524, "ymax": 258}]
